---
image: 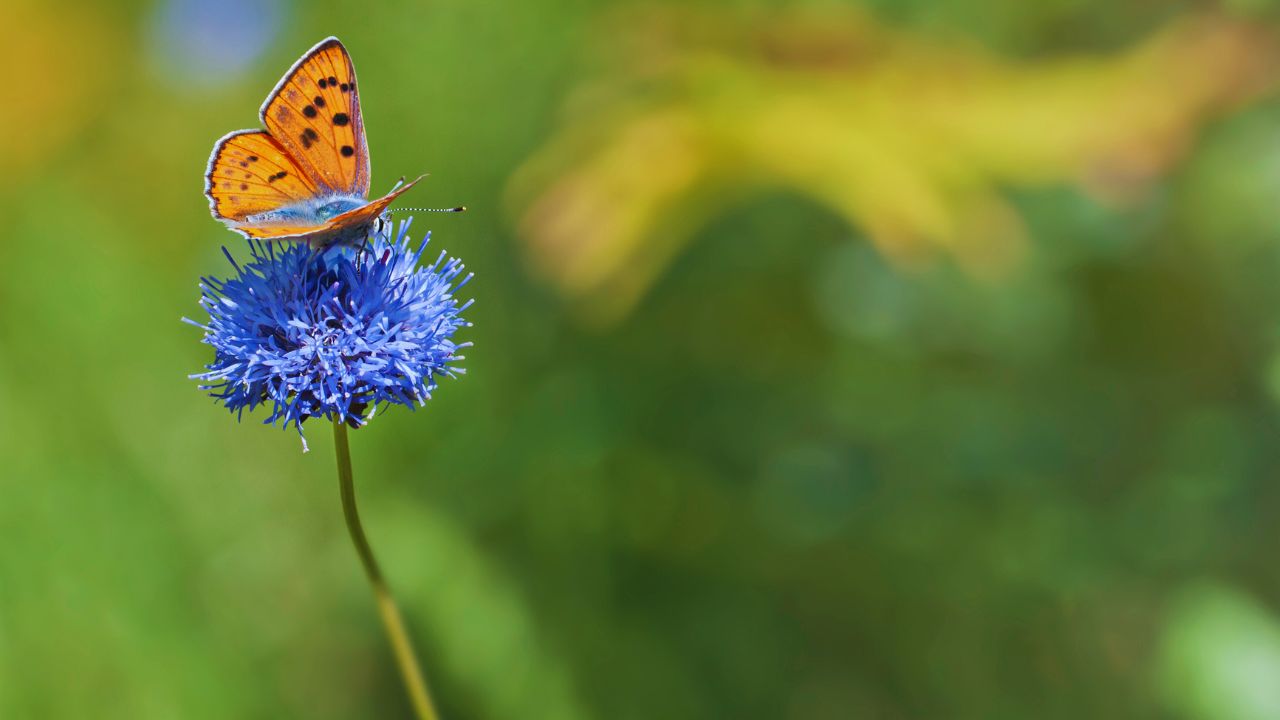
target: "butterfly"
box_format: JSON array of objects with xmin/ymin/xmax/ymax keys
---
[{"xmin": 204, "ymin": 37, "xmax": 457, "ymax": 245}]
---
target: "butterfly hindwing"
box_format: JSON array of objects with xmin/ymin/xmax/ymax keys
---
[
  {"xmin": 237, "ymin": 223, "xmax": 335, "ymax": 240},
  {"xmin": 260, "ymin": 37, "xmax": 370, "ymax": 197},
  {"xmin": 205, "ymin": 130, "xmax": 321, "ymax": 223}
]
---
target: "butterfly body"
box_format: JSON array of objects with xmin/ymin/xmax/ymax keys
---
[
  {"xmin": 205, "ymin": 37, "xmax": 418, "ymax": 245},
  {"xmin": 234, "ymin": 192, "xmax": 386, "ymax": 245}
]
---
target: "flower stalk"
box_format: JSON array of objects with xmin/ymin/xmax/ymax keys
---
[{"xmin": 333, "ymin": 418, "xmax": 440, "ymax": 720}]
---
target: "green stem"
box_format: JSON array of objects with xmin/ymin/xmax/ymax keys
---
[{"xmin": 333, "ymin": 419, "xmax": 440, "ymax": 720}]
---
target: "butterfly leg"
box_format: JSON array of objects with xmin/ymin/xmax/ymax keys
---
[{"xmin": 355, "ymin": 223, "xmax": 377, "ymax": 273}]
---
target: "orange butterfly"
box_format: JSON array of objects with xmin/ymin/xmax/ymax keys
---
[{"xmin": 204, "ymin": 37, "xmax": 454, "ymax": 245}]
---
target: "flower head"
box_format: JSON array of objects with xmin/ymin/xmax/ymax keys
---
[{"xmin": 187, "ymin": 219, "xmax": 473, "ymax": 449}]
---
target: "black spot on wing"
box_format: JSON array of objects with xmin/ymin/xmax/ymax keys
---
[
  {"xmin": 332, "ymin": 113, "xmax": 349, "ymax": 126},
  {"xmin": 303, "ymin": 105, "xmax": 318, "ymax": 118},
  {"xmin": 313, "ymin": 96, "xmax": 326, "ymax": 108},
  {"xmin": 341, "ymin": 145, "xmax": 354, "ymax": 157}
]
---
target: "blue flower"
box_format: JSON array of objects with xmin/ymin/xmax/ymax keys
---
[{"xmin": 186, "ymin": 219, "xmax": 473, "ymax": 450}]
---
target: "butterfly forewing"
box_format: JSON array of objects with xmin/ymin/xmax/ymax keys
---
[
  {"xmin": 260, "ymin": 38, "xmax": 370, "ymax": 197},
  {"xmin": 205, "ymin": 130, "xmax": 319, "ymax": 223}
]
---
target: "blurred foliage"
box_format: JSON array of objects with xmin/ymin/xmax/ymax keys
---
[
  {"xmin": 1157, "ymin": 582, "xmax": 1280, "ymax": 720},
  {"xmin": 4, "ymin": 0, "xmax": 1280, "ymax": 719}
]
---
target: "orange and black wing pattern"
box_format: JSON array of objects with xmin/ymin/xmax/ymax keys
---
[
  {"xmin": 205, "ymin": 130, "xmax": 318, "ymax": 224},
  {"xmin": 205, "ymin": 37, "xmax": 419, "ymax": 244},
  {"xmin": 259, "ymin": 37, "xmax": 370, "ymax": 196}
]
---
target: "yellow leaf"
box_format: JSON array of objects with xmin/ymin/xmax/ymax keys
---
[{"xmin": 508, "ymin": 8, "xmax": 1280, "ymax": 324}]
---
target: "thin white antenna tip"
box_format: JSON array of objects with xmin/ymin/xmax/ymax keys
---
[{"xmin": 391, "ymin": 205, "xmax": 467, "ymax": 215}]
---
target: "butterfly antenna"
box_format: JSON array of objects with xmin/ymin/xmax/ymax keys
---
[{"xmin": 390, "ymin": 206, "xmax": 467, "ymax": 215}]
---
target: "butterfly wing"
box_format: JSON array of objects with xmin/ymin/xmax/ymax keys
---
[
  {"xmin": 205, "ymin": 37, "xmax": 408, "ymax": 244},
  {"xmin": 260, "ymin": 37, "xmax": 370, "ymax": 196},
  {"xmin": 205, "ymin": 129, "xmax": 320, "ymax": 224}
]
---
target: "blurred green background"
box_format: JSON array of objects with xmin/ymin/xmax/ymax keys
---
[{"xmin": 6, "ymin": 0, "xmax": 1280, "ymax": 718}]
